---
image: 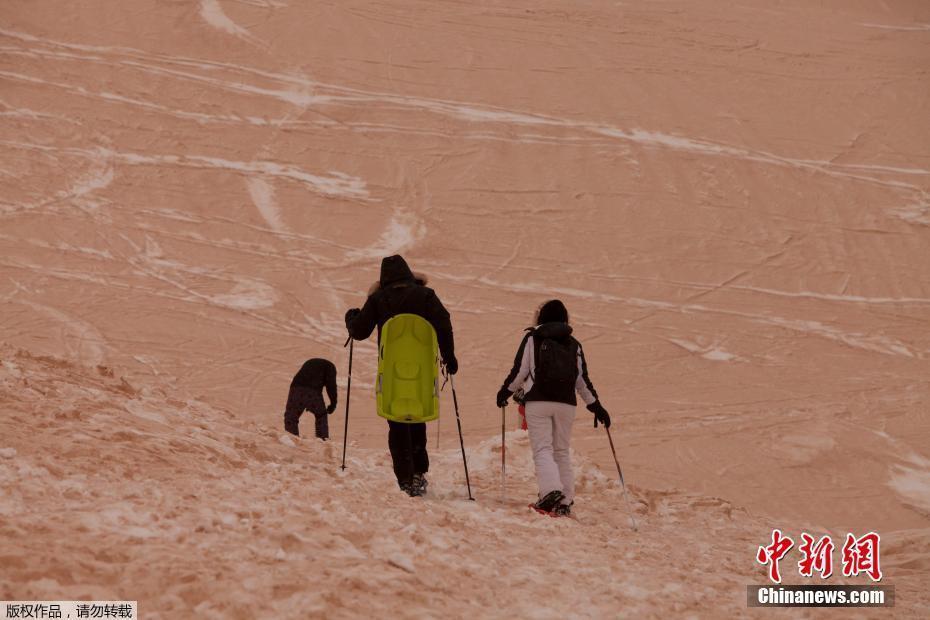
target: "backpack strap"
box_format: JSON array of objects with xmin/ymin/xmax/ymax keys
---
[{"xmin": 524, "ymin": 327, "xmax": 537, "ymax": 383}]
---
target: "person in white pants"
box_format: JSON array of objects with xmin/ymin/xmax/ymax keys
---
[{"xmin": 496, "ymin": 299, "xmax": 611, "ymax": 516}]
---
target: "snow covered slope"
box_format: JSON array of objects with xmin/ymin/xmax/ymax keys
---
[{"xmin": 2, "ymin": 347, "xmax": 929, "ymax": 617}]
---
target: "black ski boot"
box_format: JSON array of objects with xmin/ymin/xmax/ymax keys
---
[
  {"xmin": 412, "ymin": 473, "xmax": 428, "ymax": 496},
  {"xmin": 554, "ymin": 501, "xmax": 573, "ymax": 517},
  {"xmin": 531, "ymin": 490, "xmax": 565, "ymax": 514}
]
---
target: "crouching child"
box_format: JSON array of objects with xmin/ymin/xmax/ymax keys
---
[{"xmin": 283, "ymin": 358, "xmax": 337, "ymax": 439}]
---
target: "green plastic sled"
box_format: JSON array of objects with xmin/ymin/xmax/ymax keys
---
[{"xmin": 376, "ymin": 313, "xmax": 440, "ymax": 423}]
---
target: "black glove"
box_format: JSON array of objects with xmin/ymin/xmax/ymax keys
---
[
  {"xmin": 496, "ymin": 387, "xmax": 513, "ymax": 408},
  {"xmin": 587, "ymin": 400, "xmax": 611, "ymax": 428},
  {"xmin": 344, "ymin": 308, "xmax": 360, "ymax": 329},
  {"xmin": 326, "ymin": 402, "xmax": 337, "ymax": 415},
  {"xmin": 444, "ymin": 356, "xmax": 458, "ymax": 375}
]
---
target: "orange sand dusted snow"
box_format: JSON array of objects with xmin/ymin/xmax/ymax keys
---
[{"xmin": 1, "ymin": 0, "xmax": 929, "ymax": 617}]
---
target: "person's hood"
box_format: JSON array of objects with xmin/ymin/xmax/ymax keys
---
[
  {"xmin": 380, "ymin": 255, "xmax": 414, "ymax": 285},
  {"xmin": 534, "ymin": 322, "xmax": 573, "ymax": 340},
  {"xmin": 291, "ymin": 358, "xmax": 328, "ymax": 387},
  {"xmin": 367, "ymin": 255, "xmax": 427, "ymax": 295}
]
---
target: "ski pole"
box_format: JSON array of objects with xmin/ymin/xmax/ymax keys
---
[
  {"xmin": 448, "ymin": 374, "xmax": 474, "ymax": 500},
  {"xmin": 605, "ymin": 425, "xmax": 638, "ymax": 531},
  {"xmin": 501, "ymin": 405, "xmax": 506, "ymax": 503},
  {"xmin": 340, "ymin": 336, "xmax": 353, "ymax": 471}
]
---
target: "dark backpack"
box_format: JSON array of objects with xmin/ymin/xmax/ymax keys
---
[{"xmin": 532, "ymin": 331, "xmax": 578, "ymax": 391}]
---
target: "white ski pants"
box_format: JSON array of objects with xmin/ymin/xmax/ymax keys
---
[{"xmin": 525, "ymin": 401, "xmax": 576, "ymax": 504}]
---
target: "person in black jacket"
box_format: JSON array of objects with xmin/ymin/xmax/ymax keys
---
[
  {"xmin": 345, "ymin": 254, "xmax": 457, "ymax": 497},
  {"xmin": 496, "ymin": 299, "xmax": 611, "ymax": 516},
  {"xmin": 284, "ymin": 358, "xmax": 338, "ymax": 439}
]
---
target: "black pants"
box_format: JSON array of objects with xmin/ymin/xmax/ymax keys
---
[
  {"xmin": 283, "ymin": 386, "xmax": 328, "ymax": 439},
  {"xmin": 387, "ymin": 421, "xmax": 428, "ymax": 485}
]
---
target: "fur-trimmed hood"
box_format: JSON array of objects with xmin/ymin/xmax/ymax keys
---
[
  {"xmin": 366, "ymin": 255, "xmax": 428, "ymax": 296},
  {"xmin": 367, "ymin": 272, "xmax": 428, "ymax": 296}
]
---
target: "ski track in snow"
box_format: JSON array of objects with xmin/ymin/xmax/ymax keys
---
[
  {"xmin": 127, "ymin": 236, "xmax": 282, "ymax": 312},
  {"xmin": 728, "ymin": 285, "xmax": 930, "ymax": 306},
  {"xmin": 667, "ymin": 338, "xmax": 738, "ymax": 362},
  {"xmin": 348, "ymin": 210, "xmax": 425, "ymax": 260},
  {"xmin": 872, "ymin": 432, "xmax": 930, "ymax": 517},
  {"xmin": 70, "ymin": 166, "xmax": 114, "ymax": 199},
  {"xmin": 1, "ymin": 255, "xmax": 313, "ymax": 341},
  {"xmin": 199, "ymin": 0, "xmax": 261, "ymax": 44},
  {"xmin": 0, "ymin": 69, "xmax": 294, "ymax": 127},
  {"xmin": 15, "ymin": 300, "xmax": 108, "ymax": 366},
  {"xmin": 0, "ymin": 97, "xmax": 78, "ymax": 124},
  {"xmin": 861, "ymin": 22, "xmax": 930, "ymax": 32},
  {"xmin": 889, "ymin": 465, "xmax": 930, "ymax": 515},
  {"xmin": 245, "ymin": 177, "xmax": 287, "ymax": 234},
  {"xmin": 0, "ymin": 140, "xmax": 369, "ymax": 200},
  {"xmin": 4, "ymin": 149, "xmax": 114, "ymax": 215},
  {"xmin": 227, "ymin": 0, "xmax": 288, "ymax": 8},
  {"xmin": 0, "ymin": 235, "xmax": 114, "ymax": 261},
  {"xmin": 895, "ymin": 203, "xmax": 930, "ymax": 226}
]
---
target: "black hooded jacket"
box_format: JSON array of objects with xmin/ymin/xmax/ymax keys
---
[
  {"xmin": 346, "ymin": 255, "xmax": 455, "ymax": 365},
  {"xmin": 291, "ymin": 358, "xmax": 337, "ymax": 407}
]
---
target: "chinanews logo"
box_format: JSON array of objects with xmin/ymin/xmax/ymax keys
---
[{"xmin": 747, "ymin": 530, "xmax": 894, "ymax": 608}]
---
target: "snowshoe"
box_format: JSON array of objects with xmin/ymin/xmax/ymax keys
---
[
  {"xmin": 399, "ymin": 479, "xmax": 423, "ymax": 497},
  {"xmin": 412, "ymin": 473, "xmax": 428, "ymax": 496},
  {"xmin": 529, "ymin": 490, "xmax": 564, "ymax": 515}
]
